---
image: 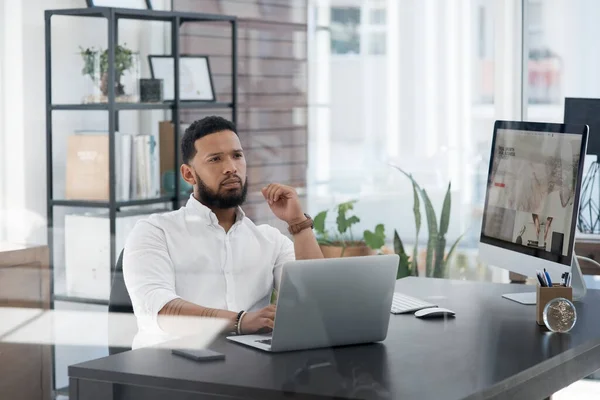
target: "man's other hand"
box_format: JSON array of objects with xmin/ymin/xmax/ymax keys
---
[{"xmin": 261, "ymin": 183, "xmax": 305, "ymax": 225}]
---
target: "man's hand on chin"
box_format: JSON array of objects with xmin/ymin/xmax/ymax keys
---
[
  {"xmin": 261, "ymin": 183, "xmax": 306, "ymax": 225},
  {"xmin": 262, "ymin": 183, "xmax": 323, "ymax": 259}
]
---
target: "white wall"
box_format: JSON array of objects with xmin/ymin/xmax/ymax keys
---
[{"xmin": 0, "ymin": 0, "xmax": 170, "ymax": 245}]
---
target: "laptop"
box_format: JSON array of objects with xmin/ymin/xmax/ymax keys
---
[{"xmin": 226, "ymin": 254, "xmax": 399, "ymax": 352}]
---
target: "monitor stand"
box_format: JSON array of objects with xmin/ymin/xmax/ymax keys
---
[{"xmin": 502, "ymin": 254, "xmax": 588, "ymax": 305}]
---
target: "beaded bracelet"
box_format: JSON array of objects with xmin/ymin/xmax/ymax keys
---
[
  {"xmin": 233, "ymin": 310, "xmax": 244, "ymax": 335},
  {"xmin": 237, "ymin": 311, "xmax": 247, "ymax": 335}
]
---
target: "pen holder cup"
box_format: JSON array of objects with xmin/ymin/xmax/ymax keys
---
[{"xmin": 536, "ymin": 284, "xmax": 572, "ymax": 326}]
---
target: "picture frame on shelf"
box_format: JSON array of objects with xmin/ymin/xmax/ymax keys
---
[
  {"xmin": 86, "ymin": 0, "xmax": 152, "ymax": 9},
  {"xmin": 148, "ymin": 55, "xmax": 216, "ymax": 102}
]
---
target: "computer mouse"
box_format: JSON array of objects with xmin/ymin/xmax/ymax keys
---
[{"xmin": 414, "ymin": 307, "xmax": 456, "ymax": 319}]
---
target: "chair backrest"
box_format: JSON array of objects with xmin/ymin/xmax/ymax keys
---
[
  {"xmin": 108, "ymin": 249, "xmax": 133, "ymax": 314},
  {"xmin": 108, "ymin": 249, "xmax": 136, "ymax": 354}
]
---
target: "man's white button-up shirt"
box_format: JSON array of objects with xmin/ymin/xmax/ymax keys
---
[{"xmin": 123, "ymin": 195, "xmax": 295, "ymax": 347}]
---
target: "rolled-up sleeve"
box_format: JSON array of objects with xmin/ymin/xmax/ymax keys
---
[
  {"xmin": 273, "ymin": 233, "xmax": 296, "ymax": 291},
  {"xmin": 123, "ymin": 219, "xmax": 180, "ymax": 324}
]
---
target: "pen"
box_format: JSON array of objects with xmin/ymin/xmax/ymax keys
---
[
  {"xmin": 544, "ymin": 269, "xmax": 553, "ymax": 286},
  {"xmin": 543, "ymin": 270, "xmax": 549, "ymax": 287},
  {"xmin": 539, "ymin": 270, "xmax": 549, "ymax": 287},
  {"xmin": 536, "ymin": 271, "xmax": 546, "ymax": 287}
]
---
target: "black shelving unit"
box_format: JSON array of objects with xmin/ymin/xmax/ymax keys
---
[{"xmin": 45, "ymin": 6, "xmax": 237, "ymax": 396}]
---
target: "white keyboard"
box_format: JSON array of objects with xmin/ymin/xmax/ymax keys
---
[{"xmin": 391, "ymin": 292, "xmax": 436, "ymax": 314}]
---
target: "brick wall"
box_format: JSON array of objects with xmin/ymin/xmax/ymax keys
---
[{"xmin": 174, "ymin": 0, "xmax": 308, "ymax": 226}]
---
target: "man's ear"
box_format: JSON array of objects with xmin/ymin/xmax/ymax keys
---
[{"xmin": 180, "ymin": 164, "xmax": 196, "ymax": 186}]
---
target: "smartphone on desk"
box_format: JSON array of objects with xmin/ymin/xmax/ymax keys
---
[{"xmin": 171, "ymin": 348, "xmax": 225, "ymax": 362}]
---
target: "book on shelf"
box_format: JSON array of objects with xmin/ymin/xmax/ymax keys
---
[
  {"xmin": 65, "ymin": 133, "xmax": 109, "ymax": 201},
  {"xmin": 159, "ymin": 121, "xmax": 192, "ymax": 196},
  {"xmin": 65, "ymin": 131, "xmax": 160, "ymax": 202}
]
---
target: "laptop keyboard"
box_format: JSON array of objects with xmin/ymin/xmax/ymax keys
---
[
  {"xmin": 391, "ymin": 292, "xmax": 436, "ymax": 314},
  {"xmin": 250, "ymin": 295, "xmax": 433, "ymax": 346},
  {"xmin": 255, "ymin": 339, "xmax": 272, "ymax": 345}
]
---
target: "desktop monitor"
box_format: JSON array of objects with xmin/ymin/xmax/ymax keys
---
[{"xmin": 478, "ymin": 121, "xmax": 588, "ymax": 304}]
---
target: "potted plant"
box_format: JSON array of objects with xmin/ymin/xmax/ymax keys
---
[
  {"xmin": 79, "ymin": 44, "xmax": 137, "ymax": 103},
  {"xmin": 391, "ymin": 167, "xmax": 465, "ymax": 279},
  {"xmin": 314, "ymin": 200, "xmax": 386, "ymax": 258}
]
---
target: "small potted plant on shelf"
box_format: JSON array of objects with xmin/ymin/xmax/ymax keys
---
[
  {"xmin": 314, "ymin": 200, "xmax": 386, "ymax": 258},
  {"xmin": 79, "ymin": 44, "xmax": 138, "ymax": 103}
]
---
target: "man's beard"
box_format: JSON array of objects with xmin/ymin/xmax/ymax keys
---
[{"xmin": 194, "ymin": 172, "xmax": 248, "ymax": 209}]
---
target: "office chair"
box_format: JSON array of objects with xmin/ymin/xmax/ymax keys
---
[{"xmin": 108, "ymin": 249, "xmax": 137, "ymax": 354}]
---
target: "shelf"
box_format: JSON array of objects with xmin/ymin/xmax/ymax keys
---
[
  {"xmin": 117, "ymin": 196, "xmax": 177, "ymax": 207},
  {"xmin": 178, "ymin": 102, "xmax": 234, "ymax": 109},
  {"xmin": 50, "ymin": 102, "xmax": 233, "ymax": 111},
  {"xmin": 46, "ymin": 7, "xmax": 236, "ymax": 23},
  {"xmin": 53, "ymin": 294, "xmax": 109, "ymax": 306},
  {"xmin": 52, "ymin": 196, "xmax": 177, "ymax": 209},
  {"xmin": 51, "ymin": 104, "xmax": 110, "ymax": 111},
  {"xmin": 51, "ymin": 103, "xmax": 170, "ymax": 111},
  {"xmin": 52, "ymin": 200, "xmax": 110, "ymax": 208}
]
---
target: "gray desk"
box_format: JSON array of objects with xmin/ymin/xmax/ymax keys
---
[{"xmin": 69, "ymin": 278, "xmax": 600, "ymax": 400}]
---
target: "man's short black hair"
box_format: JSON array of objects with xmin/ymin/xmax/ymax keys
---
[{"xmin": 181, "ymin": 116, "xmax": 238, "ymax": 164}]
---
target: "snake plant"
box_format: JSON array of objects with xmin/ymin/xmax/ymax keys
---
[{"xmin": 392, "ymin": 166, "xmax": 464, "ymax": 279}]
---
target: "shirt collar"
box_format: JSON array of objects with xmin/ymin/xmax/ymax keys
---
[{"xmin": 186, "ymin": 194, "xmax": 246, "ymax": 226}]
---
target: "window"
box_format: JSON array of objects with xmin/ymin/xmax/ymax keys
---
[
  {"xmin": 368, "ymin": 32, "xmax": 386, "ymax": 55},
  {"xmin": 526, "ymin": 0, "xmax": 562, "ymax": 106},
  {"xmin": 369, "ymin": 8, "xmax": 386, "ymax": 25},
  {"xmin": 308, "ymin": 0, "xmax": 501, "ymax": 252},
  {"xmin": 330, "ymin": 7, "xmax": 360, "ymax": 55}
]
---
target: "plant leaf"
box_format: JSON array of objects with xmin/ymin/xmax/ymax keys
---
[
  {"xmin": 346, "ymin": 215, "xmax": 361, "ymax": 227},
  {"xmin": 420, "ymin": 188, "xmax": 438, "ymax": 237},
  {"xmin": 439, "ymin": 182, "xmax": 452, "ymax": 237},
  {"xmin": 364, "ymin": 224, "xmax": 386, "ymax": 250},
  {"xmin": 336, "ymin": 200, "xmax": 359, "ymax": 234},
  {"xmin": 412, "ymin": 246, "xmax": 419, "ymax": 277},
  {"xmin": 314, "ymin": 210, "xmax": 328, "ymax": 235},
  {"xmin": 433, "ymin": 236, "xmax": 446, "ymax": 278},
  {"xmin": 393, "ymin": 230, "xmax": 411, "ymax": 279},
  {"xmin": 336, "ymin": 203, "xmax": 349, "ymax": 233},
  {"xmin": 443, "ymin": 232, "xmax": 465, "ymax": 277},
  {"xmin": 397, "ymin": 253, "xmax": 411, "ymax": 279},
  {"xmin": 425, "ymin": 235, "xmax": 438, "ymax": 277},
  {"xmin": 393, "ymin": 229, "xmax": 406, "ymax": 255},
  {"xmin": 420, "ymin": 188, "xmax": 438, "ymax": 277},
  {"xmin": 412, "ymin": 178, "xmax": 421, "ymax": 236},
  {"xmin": 411, "ymin": 177, "xmax": 421, "ymax": 277},
  {"xmin": 364, "ymin": 230, "xmax": 384, "ymax": 250},
  {"xmin": 390, "ymin": 165, "xmax": 422, "ymax": 191}
]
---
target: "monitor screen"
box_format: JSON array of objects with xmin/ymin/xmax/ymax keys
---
[
  {"xmin": 480, "ymin": 121, "xmax": 587, "ymax": 266},
  {"xmin": 564, "ymin": 97, "xmax": 600, "ymax": 156}
]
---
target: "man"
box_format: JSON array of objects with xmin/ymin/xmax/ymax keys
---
[{"xmin": 123, "ymin": 116, "xmax": 323, "ymax": 347}]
